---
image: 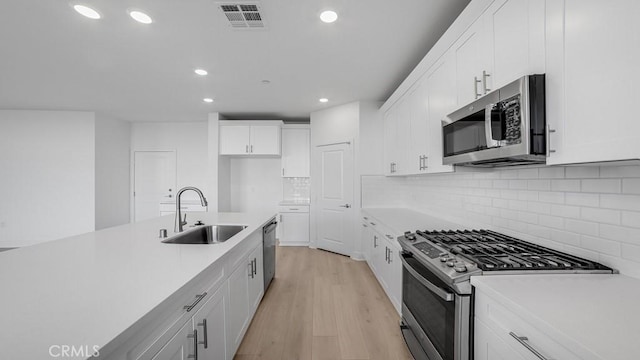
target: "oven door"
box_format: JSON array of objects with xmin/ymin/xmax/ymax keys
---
[{"xmin": 400, "ymin": 251, "xmax": 470, "ymax": 360}]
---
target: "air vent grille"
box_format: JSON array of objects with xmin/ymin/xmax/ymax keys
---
[{"xmin": 218, "ymin": 3, "xmax": 265, "ymax": 29}]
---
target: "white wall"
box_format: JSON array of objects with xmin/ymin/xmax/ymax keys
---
[
  {"xmin": 359, "ymin": 101, "xmax": 385, "ymax": 176},
  {"xmin": 229, "ymin": 158, "xmax": 282, "ymax": 213},
  {"xmin": 131, "ymin": 122, "xmax": 208, "ymax": 202},
  {"xmin": 363, "ymin": 164, "xmax": 640, "ymax": 279},
  {"xmin": 95, "ymin": 114, "xmax": 131, "ymax": 230},
  {"xmin": 0, "ymin": 110, "xmax": 95, "ymax": 247}
]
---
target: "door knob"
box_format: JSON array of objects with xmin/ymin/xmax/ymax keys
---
[{"xmin": 339, "ymin": 204, "xmax": 351, "ymax": 208}]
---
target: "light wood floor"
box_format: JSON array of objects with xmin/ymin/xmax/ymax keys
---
[{"xmin": 234, "ymin": 246, "xmax": 413, "ymax": 360}]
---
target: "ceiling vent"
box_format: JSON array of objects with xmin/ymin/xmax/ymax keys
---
[{"xmin": 217, "ymin": 3, "xmax": 266, "ymax": 29}]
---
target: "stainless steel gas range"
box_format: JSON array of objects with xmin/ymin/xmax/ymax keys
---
[{"xmin": 397, "ymin": 229, "xmax": 614, "ymax": 360}]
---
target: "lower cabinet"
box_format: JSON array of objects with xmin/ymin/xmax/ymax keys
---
[
  {"xmin": 227, "ymin": 243, "xmax": 264, "ymax": 356},
  {"xmin": 152, "ymin": 286, "xmax": 228, "ymax": 360},
  {"xmin": 474, "ymin": 319, "xmax": 527, "ymax": 360},
  {"xmin": 362, "ymin": 216, "xmax": 402, "ymax": 315},
  {"xmin": 278, "ymin": 205, "xmax": 310, "ymax": 246}
]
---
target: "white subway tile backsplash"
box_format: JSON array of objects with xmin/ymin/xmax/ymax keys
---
[
  {"xmin": 550, "ymin": 204, "xmax": 581, "ymax": 219},
  {"xmin": 565, "ymin": 219, "xmax": 599, "ymax": 236},
  {"xmin": 565, "ymin": 192, "xmax": 600, "ymax": 207},
  {"xmin": 527, "ymin": 179, "xmax": 551, "ymax": 191},
  {"xmin": 621, "ymin": 211, "xmax": 640, "ymax": 229},
  {"xmin": 551, "ymin": 179, "xmax": 581, "ymax": 192},
  {"xmin": 601, "ymin": 194, "xmax": 640, "ymax": 211},
  {"xmin": 581, "ymin": 207, "xmax": 621, "ymax": 225},
  {"xmin": 538, "ymin": 191, "xmax": 565, "ymax": 204},
  {"xmin": 550, "ymin": 229, "xmax": 580, "ymax": 246},
  {"xmin": 581, "ymin": 179, "xmax": 621, "ymax": 194},
  {"xmin": 539, "ymin": 166, "xmax": 565, "ymax": 179},
  {"xmin": 580, "ymin": 235, "xmax": 621, "ymax": 256},
  {"xmin": 566, "ymin": 166, "xmax": 599, "ymax": 179},
  {"xmin": 622, "ymin": 179, "xmax": 640, "ymax": 194},
  {"xmin": 600, "ymin": 165, "xmax": 640, "ymax": 178},
  {"xmin": 363, "ymin": 164, "xmax": 640, "ymax": 279}
]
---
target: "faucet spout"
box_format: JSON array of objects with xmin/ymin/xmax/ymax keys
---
[{"xmin": 175, "ymin": 186, "xmax": 208, "ymax": 233}]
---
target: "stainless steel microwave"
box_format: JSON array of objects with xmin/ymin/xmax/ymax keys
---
[{"xmin": 442, "ymin": 74, "xmax": 546, "ymax": 167}]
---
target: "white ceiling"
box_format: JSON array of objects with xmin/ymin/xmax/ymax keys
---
[{"xmin": 0, "ymin": 0, "xmax": 470, "ymax": 122}]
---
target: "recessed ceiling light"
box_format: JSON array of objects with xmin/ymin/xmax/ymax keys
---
[
  {"xmin": 319, "ymin": 98, "xmax": 329, "ymax": 103},
  {"xmin": 194, "ymin": 69, "xmax": 208, "ymax": 76},
  {"xmin": 73, "ymin": 5, "xmax": 101, "ymax": 19},
  {"xmin": 203, "ymin": 98, "xmax": 214, "ymax": 103},
  {"xmin": 129, "ymin": 10, "xmax": 153, "ymax": 24},
  {"xmin": 320, "ymin": 10, "xmax": 338, "ymax": 23}
]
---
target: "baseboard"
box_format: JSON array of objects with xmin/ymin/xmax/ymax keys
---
[
  {"xmin": 278, "ymin": 242, "xmax": 310, "ymax": 247},
  {"xmin": 350, "ymin": 252, "xmax": 365, "ymax": 261}
]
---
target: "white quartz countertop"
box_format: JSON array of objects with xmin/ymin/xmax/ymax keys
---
[
  {"xmin": 0, "ymin": 212, "xmax": 276, "ymax": 360},
  {"xmin": 471, "ymin": 274, "xmax": 640, "ymax": 360},
  {"xmin": 361, "ymin": 207, "xmax": 466, "ymax": 235}
]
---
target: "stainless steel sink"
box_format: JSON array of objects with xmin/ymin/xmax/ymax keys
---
[{"xmin": 162, "ymin": 225, "xmax": 247, "ymax": 244}]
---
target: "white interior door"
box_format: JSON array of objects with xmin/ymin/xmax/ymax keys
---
[
  {"xmin": 134, "ymin": 151, "xmax": 176, "ymax": 222},
  {"xmin": 316, "ymin": 142, "xmax": 353, "ymax": 256}
]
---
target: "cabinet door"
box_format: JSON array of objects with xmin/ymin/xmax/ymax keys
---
[
  {"xmin": 366, "ymin": 228, "xmax": 381, "ymax": 277},
  {"xmin": 281, "ymin": 128, "xmax": 310, "ymax": 177},
  {"xmin": 454, "ymin": 21, "xmax": 489, "ymax": 106},
  {"xmin": 385, "ymin": 244, "xmax": 402, "ymax": 314},
  {"xmin": 226, "ymin": 261, "xmax": 250, "ymax": 354},
  {"xmin": 249, "ymin": 126, "xmax": 281, "ymax": 155},
  {"xmin": 475, "ymin": 319, "xmax": 527, "ymax": 360},
  {"xmin": 395, "ymin": 96, "xmax": 412, "ymax": 175},
  {"xmin": 247, "ymin": 244, "xmax": 264, "ymax": 313},
  {"xmin": 547, "ymin": 0, "xmax": 640, "ymax": 164},
  {"xmin": 280, "ymin": 212, "xmax": 310, "ymax": 245},
  {"xmin": 426, "ymin": 53, "xmax": 456, "ymax": 174},
  {"xmin": 408, "ymin": 80, "xmax": 430, "ymax": 174},
  {"xmin": 219, "ymin": 125, "xmax": 250, "ymax": 155},
  {"xmin": 383, "ymin": 108, "xmax": 397, "ymax": 176},
  {"xmin": 194, "ymin": 287, "xmax": 228, "ymax": 360},
  {"xmin": 151, "ymin": 320, "xmax": 196, "ymax": 360},
  {"xmin": 486, "ymin": 0, "xmax": 545, "ymax": 90}
]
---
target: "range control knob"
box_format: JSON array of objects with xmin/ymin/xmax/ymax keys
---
[
  {"xmin": 446, "ymin": 259, "xmax": 456, "ymax": 267},
  {"xmin": 404, "ymin": 231, "xmax": 417, "ymax": 241},
  {"xmin": 454, "ymin": 263, "xmax": 468, "ymax": 273},
  {"xmin": 439, "ymin": 253, "xmax": 449, "ymax": 262}
]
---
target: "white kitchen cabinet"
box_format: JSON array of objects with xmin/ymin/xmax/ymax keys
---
[
  {"xmin": 475, "ymin": 319, "xmax": 527, "ymax": 360},
  {"xmin": 383, "ymin": 109, "xmax": 398, "ymax": 175},
  {"xmin": 281, "ymin": 127, "xmax": 310, "ymax": 177},
  {"xmin": 362, "ymin": 215, "xmax": 402, "ymax": 314},
  {"xmin": 407, "ymin": 79, "xmax": 429, "ymax": 174},
  {"xmin": 485, "ymin": 0, "xmax": 545, "ymax": 90},
  {"xmin": 193, "ymin": 286, "xmax": 228, "ymax": 360},
  {"xmin": 219, "ymin": 121, "xmax": 282, "ymax": 156},
  {"xmin": 151, "ymin": 320, "xmax": 196, "ymax": 360},
  {"xmin": 474, "ymin": 285, "xmax": 583, "ymax": 360},
  {"xmin": 226, "ymin": 242, "xmax": 263, "ymax": 355},
  {"xmin": 426, "ymin": 53, "xmax": 456, "ymax": 174},
  {"xmin": 279, "ymin": 205, "xmax": 309, "ymax": 246},
  {"xmin": 454, "ymin": 20, "xmax": 489, "ymax": 106},
  {"xmin": 546, "ymin": 0, "xmax": 640, "ymax": 164}
]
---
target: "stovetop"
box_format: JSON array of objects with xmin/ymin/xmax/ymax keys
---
[{"xmin": 399, "ymin": 229, "xmax": 614, "ymax": 287}]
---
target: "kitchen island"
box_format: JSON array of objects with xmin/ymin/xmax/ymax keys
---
[{"xmin": 0, "ymin": 211, "xmax": 276, "ymax": 360}]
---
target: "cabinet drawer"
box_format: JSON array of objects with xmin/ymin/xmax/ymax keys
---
[
  {"xmin": 278, "ymin": 205, "xmax": 309, "ymax": 213},
  {"xmin": 363, "ymin": 218, "xmax": 399, "ymax": 248},
  {"xmin": 475, "ymin": 289, "xmax": 583, "ymax": 360}
]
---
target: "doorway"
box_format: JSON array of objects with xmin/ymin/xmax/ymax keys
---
[{"xmin": 133, "ymin": 151, "xmax": 177, "ymax": 222}]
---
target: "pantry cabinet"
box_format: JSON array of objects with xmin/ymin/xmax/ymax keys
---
[
  {"xmin": 546, "ymin": 0, "xmax": 640, "ymax": 164},
  {"xmin": 281, "ymin": 126, "xmax": 310, "ymax": 177},
  {"xmin": 219, "ymin": 121, "xmax": 282, "ymax": 156}
]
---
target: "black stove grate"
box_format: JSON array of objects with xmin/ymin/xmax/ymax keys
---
[{"xmin": 415, "ymin": 229, "xmax": 612, "ymax": 272}]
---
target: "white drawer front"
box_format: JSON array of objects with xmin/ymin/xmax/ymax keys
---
[
  {"xmin": 278, "ymin": 205, "xmax": 309, "ymax": 213},
  {"xmin": 475, "ymin": 289, "xmax": 583, "ymax": 360}
]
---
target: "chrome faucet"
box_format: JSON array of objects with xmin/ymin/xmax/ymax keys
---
[{"xmin": 175, "ymin": 186, "xmax": 208, "ymax": 232}]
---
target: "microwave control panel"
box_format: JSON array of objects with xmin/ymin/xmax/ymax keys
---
[{"xmin": 501, "ymin": 95, "xmax": 522, "ymax": 145}]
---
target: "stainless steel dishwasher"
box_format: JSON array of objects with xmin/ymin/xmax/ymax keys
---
[{"xmin": 262, "ymin": 218, "xmax": 277, "ymax": 291}]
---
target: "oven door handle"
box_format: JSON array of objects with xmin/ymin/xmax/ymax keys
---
[{"xmin": 400, "ymin": 255, "xmax": 455, "ymax": 302}]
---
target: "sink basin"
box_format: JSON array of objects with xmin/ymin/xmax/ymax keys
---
[{"xmin": 162, "ymin": 225, "xmax": 247, "ymax": 244}]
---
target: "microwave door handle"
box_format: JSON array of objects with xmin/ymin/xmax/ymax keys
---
[
  {"xmin": 400, "ymin": 255, "xmax": 454, "ymax": 302},
  {"xmin": 485, "ymin": 104, "xmax": 499, "ymax": 148}
]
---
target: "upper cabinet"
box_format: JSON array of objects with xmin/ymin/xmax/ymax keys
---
[
  {"xmin": 546, "ymin": 0, "xmax": 640, "ymax": 165},
  {"xmin": 281, "ymin": 126, "xmax": 310, "ymax": 177},
  {"xmin": 454, "ymin": 20, "xmax": 490, "ymax": 106},
  {"xmin": 219, "ymin": 121, "xmax": 282, "ymax": 156}
]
